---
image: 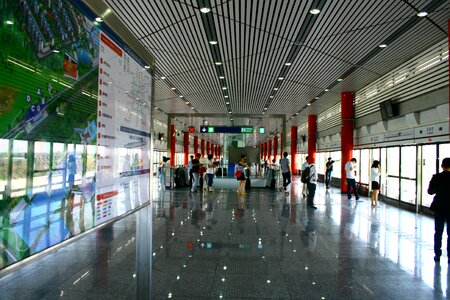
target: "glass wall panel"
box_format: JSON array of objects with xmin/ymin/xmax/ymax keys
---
[
  {"xmin": 33, "ymin": 141, "xmax": 51, "ymax": 193},
  {"xmin": 400, "ymin": 146, "xmax": 417, "ymax": 204},
  {"xmin": 11, "ymin": 140, "xmax": 28, "ymax": 197},
  {"xmin": 386, "ymin": 147, "xmax": 400, "ymax": 199},
  {"xmin": 51, "ymin": 143, "xmax": 65, "ymax": 191},
  {"xmin": 360, "ymin": 149, "xmax": 370, "ymax": 184},
  {"xmin": 420, "ymin": 144, "xmax": 436, "ymax": 207},
  {"xmin": 439, "ymin": 143, "xmax": 450, "ymax": 166},
  {"xmin": 0, "ymin": 139, "xmax": 8, "ymax": 200}
]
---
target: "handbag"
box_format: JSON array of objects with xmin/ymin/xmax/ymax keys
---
[{"xmin": 235, "ymin": 170, "xmax": 243, "ymax": 178}]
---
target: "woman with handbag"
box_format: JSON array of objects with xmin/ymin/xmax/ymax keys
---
[{"xmin": 236, "ymin": 154, "xmax": 248, "ymax": 194}]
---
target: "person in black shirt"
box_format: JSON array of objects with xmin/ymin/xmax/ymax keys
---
[
  {"xmin": 191, "ymin": 153, "xmax": 201, "ymax": 192},
  {"xmin": 428, "ymin": 157, "xmax": 450, "ymax": 263},
  {"xmin": 325, "ymin": 157, "xmax": 334, "ymax": 189}
]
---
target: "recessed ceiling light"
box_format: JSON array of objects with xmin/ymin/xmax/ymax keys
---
[
  {"xmin": 215, "ymin": 62, "xmax": 222, "ymax": 65},
  {"xmin": 274, "ymin": 88, "xmax": 278, "ymax": 91},
  {"xmin": 315, "ymin": 97, "xmax": 319, "ymax": 99},
  {"xmin": 378, "ymin": 44, "xmax": 387, "ymax": 48},
  {"xmin": 222, "ymin": 87, "xmax": 227, "ymax": 90},
  {"xmin": 285, "ymin": 62, "xmax": 292, "ymax": 66},
  {"xmin": 278, "ymin": 77, "xmax": 284, "ymax": 80},
  {"xmin": 262, "ymin": 112, "xmax": 266, "ymax": 114},
  {"xmin": 179, "ymin": 95, "xmax": 183, "ymax": 97},
  {"xmin": 337, "ymin": 78, "xmax": 343, "ymax": 82},
  {"xmin": 161, "ymin": 76, "xmax": 166, "ymax": 79},
  {"xmin": 230, "ymin": 118, "xmax": 233, "ymax": 121},
  {"xmin": 144, "ymin": 65, "xmax": 150, "ymax": 69},
  {"xmin": 224, "ymin": 95, "xmax": 229, "ymax": 98},
  {"xmin": 417, "ymin": 11, "xmax": 428, "ymax": 17},
  {"xmin": 219, "ymin": 76, "xmax": 225, "ymax": 79},
  {"xmin": 95, "ymin": 17, "xmax": 103, "ymax": 22},
  {"xmin": 226, "ymin": 102, "xmax": 230, "ymax": 104},
  {"xmin": 264, "ymin": 108, "xmax": 268, "ymax": 110},
  {"xmin": 295, "ymin": 112, "xmax": 299, "ymax": 115},
  {"xmin": 185, "ymin": 101, "xmax": 189, "ymax": 104},
  {"xmin": 191, "ymin": 107, "xmax": 195, "ymax": 109},
  {"xmin": 228, "ymin": 111, "xmax": 232, "ymax": 114},
  {"xmin": 309, "ymin": 8, "xmax": 320, "ymax": 15},
  {"xmin": 307, "ymin": 103, "xmax": 311, "ymax": 106},
  {"xmin": 53, "ymin": 49, "xmax": 60, "ymax": 53},
  {"xmin": 6, "ymin": 20, "xmax": 14, "ymax": 25},
  {"xmin": 171, "ymin": 87, "xmax": 176, "ymax": 90},
  {"xmin": 324, "ymin": 89, "xmax": 329, "ymax": 92},
  {"xmin": 270, "ymin": 96, "xmax": 274, "ymax": 98},
  {"xmin": 200, "ymin": 7, "xmax": 211, "ymax": 13},
  {"xmin": 209, "ymin": 40, "xmax": 218, "ymax": 45}
]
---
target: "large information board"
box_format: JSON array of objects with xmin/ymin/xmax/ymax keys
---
[{"xmin": 96, "ymin": 33, "xmax": 151, "ymax": 224}]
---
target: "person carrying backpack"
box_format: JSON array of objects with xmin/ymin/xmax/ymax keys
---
[
  {"xmin": 279, "ymin": 152, "xmax": 291, "ymax": 195},
  {"xmin": 301, "ymin": 156, "xmax": 310, "ymax": 197}
]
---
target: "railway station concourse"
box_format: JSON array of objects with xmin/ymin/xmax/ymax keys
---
[{"xmin": 0, "ymin": 0, "xmax": 449, "ymax": 299}]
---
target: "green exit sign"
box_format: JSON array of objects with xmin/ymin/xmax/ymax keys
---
[
  {"xmin": 259, "ymin": 127, "xmax": 265, "ymax": 134},
  {"xmin": 241, "ymin": 127, "xmax": 254, "ymax": 133},
  {"xmin": 208, "ymin": 127, "xmax": 215, "ymax": 133}
]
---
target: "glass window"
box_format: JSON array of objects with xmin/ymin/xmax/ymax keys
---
[
  {"xmin": 380, "ymin": 148, "xmax": 387, "ymax": 195},
  {"xmin": 386, "ymin": 147, "xmax": 400, "ymax": 199},
  {"xmin": 439, "ymin": 143, "xmax": 450, "ymax": 166},
  {"xmin": 11, "ymin": 140, "xmax": 28, "ymax": 197},
  {"xmin": 0, "ymin": 139, "xmax": 8, "ymax": 199},
  {"xmin": 51, "ymin": 143, "xmax": 65, "ymax": 191},
  {"xmin": 33, "ymin": 141, "xmax": 51, "ymax": 193},
  {"xmin": 331, "ymin": 151, "xmax": 341, "ymax": 179},
  {"xmin": 421, "ymin": 144, "xmax": 437, "ymax": 208},
  {"xmin": 86, "ymin": 145, "xmax": 97, "ymax": 178},
  {"xmin": 352, "ymin": 150, "xmax": 361, "ymax": 181}
]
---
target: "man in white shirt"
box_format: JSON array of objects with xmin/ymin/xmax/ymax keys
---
[
  {"xmin": 205, "ymin": 154, "xmax": 216, "ymax": 192},
  {"xmin": 345, "ymin": 158, "xmax": 360, "ymax": 201},
  {"xmin": 307, "ymin": 158, "xmax": 317, "ymax": 209},
  {"xmin": 301, "ymin": 156, "xmax": 310, "ymax": 197}
]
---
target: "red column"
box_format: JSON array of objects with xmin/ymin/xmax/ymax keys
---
[
  {"xmin": 273, "ymin": 136, "xmax": 278, "ymax": 161},
  {"xmin": 341, "ymin": 92, "xmax": 355, "ymax": 192},
  {"xmin": 280, "ymin": 133, "xmax": 283, "ymax": 159},
  {"xmin": 170, "ymin": 125, "xmax": 176, "ymax": 167},
  {"xmin": 194, "ymin": 136, "xmax": 199, "ymax": 155},
  {"xmin": 206, "ymin": 141, "xmax": 210, "ymax": 156},
  {"xmin": 183, "ymin": 131, "xmax": 189, "ymax": 166},
  {"xmin": 308, "ymin": 115, "xmax": 317, "ymax": 161},
  {"xmin": 290, "ymin": 126, "xmax": 297, "ymax": 173},
  {"xmin": 201, "ymin": 139, "xmax": 205, "ymax": 157},
  {"xmin": 268, "ymin": 140, "xmax": 272, "ymax": 161},
  {"xmin": 264, "ymin": 142, "xmax": 268, "ymax": 160}
]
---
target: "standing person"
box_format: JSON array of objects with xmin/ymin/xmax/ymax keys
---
[
  {"xmin": 301, "ymin": 156, "xmax": 310, "ymax": 197},
  {"xmin": 279, "ymin": 152, "xmax": 291, "ymax": 195},
  {"xmin": 370, "ymin": 160, "xmax": 381, "ymax": 207},
  {"xmin": 307, "ymin": 157, "xmax": 317, "ymax": 210},
  {"xmin": 191, "ymin": 153, "xmax": 201, "ymax": 192},
  {"xmin": 187, "ymin": 155, "xmax": 194, "ymax": 187},
  {"xmin": 345, "ymin": 158, "xmax": 360, "ymax": 201},
  {"xmin": 236, "ymin": 154, "xmax": 248, "ymax": 194},
  {"xmin": 206, "ymin": 154, "xmax": 215, "ymax": 192},
  {"xmin": 159, "ymin": 156, "xmax": 169, "ymax": 190},
  {"xmin": 325, "ymin": 157, "xmax": 335, "ymax": 189},
  {"xmin": 428, "ymin": 157, "xmax": 450, "ymax": 263}
]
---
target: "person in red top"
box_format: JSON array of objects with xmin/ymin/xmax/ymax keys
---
[{"xmin": 428, "ymin": 157, "xmax": 450, "ymax": 263}]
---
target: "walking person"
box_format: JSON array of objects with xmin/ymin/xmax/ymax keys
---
[
  {"xmin": 325, "ymin": 157, "xmax": 334, "ymax": 189},
  {"xmin": 301, "ymin": 156, "xmax": 310, "ymax": 197},
  {"xmin": 236, "ymin": 155, "xmax": 248, "ymax": 194},
  {"xmin": 307, "ymin": 158, "xmax": 317, "ymax": 210},
  {"xmin": 345, "ymin": 158, "xmax": 360, "ymax": 201},
  {"xmin": 280, "ymin": 152, "xmax": 291, "ymax": 196},
  {"xmin": 191, "ymin": 153, "xmax": 201, "ymax": 192},
  {"xmin": 187, "ymin": 155, "xmax": 194, "ymax": 187},
  {"xmin": 159, "ymin": 156, "xmax": 170, "ymax": 190},
  {"xmin": 205, "ymin": 154, "xmax": 216, "ymax": 192},
  {"xmin": 370, "ymin": 160, "xmax": 381, "ymax": 207},
  {"xmin": 428, "ymin": 157, "xmax": 450, "ymax": 263}
]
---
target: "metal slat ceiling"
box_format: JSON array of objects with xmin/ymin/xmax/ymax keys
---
[{"xmin": 101, "ymin": 0, "xmax": 448, "ymax": 144}]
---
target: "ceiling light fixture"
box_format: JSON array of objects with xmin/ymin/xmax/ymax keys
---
[
  {"xmin": 226, "ymin": 101, "xmax": 230, "ymax": 104},
  {"xmin": 315, "ymin": 97, "xmax": 319, "ymax": 99},
  {"xmin": 309, "ymin": 8, "xmax": 320, "ymax": 15},
  {"xmin": 215, "ymin": 62, "xmax": 222, "ymax": 65},
  {"xmin": 144, "ymin": 65, "xmax": 150, "ymax": 69},
  {"xmin": 185, "ymin": 101, "xmax": 189, "ymax": 104},
  {"xmin": 200, "ymin": 7, "xmax": 211, "ymax": 13},
  {"xmin": 222, "ymin": 87, "xmax": 227, "ymax": 90},
  {"xmin": 270, "ymin": 96, "xmax": 274, "ymax": 98},
  {"xmin": 191, "ymin": 107, "xmax": 195, "ymax": 109},
  {"xmin": 324, "ymin": 89, "xmax": 329, "ymax": 92},
  {"xmin": 264, "ymin": 108, "xmax": 268, "ymax": 110},
  {"xmin": 179, "ymin": 95, "xmax": 183, "ymax": 97},
  {"xmin": 53, "ymin": 49, "xmax": 60, "ymax": 53},
  {"xmin": 285, "ymin": 62, "xmax": 292, "ymax": 66},
  {"xmin": 6, "ymin": 20, "xmax": 14, "ymax": 25},
  {"xmin": 228, "ymin": 111, "xmax": 232, "ymax": 114},
  {"xmin": 95, "ymin": 17, "xmax": 103, "ymax": 22},
  {"xmin": 278, "ymin": 77, "xmax": 284, "ymax": 80},
  {"xmin": 262, "ymin": 112, "xmax": 266, "ymax": 114},
  {"xmin": 274, "ymin": 88, "xmax": 278, "ymax": 91},
  {"xmin": 161, "ymin": 76, "xmax": 166, "ymax": 79},
  {"xmin": 378, "ymin": 44, "xmax": 387, "ymax": 48},
  {"xmin": 417, "ymin": 11, "xmax": 428, "ymax": 17},
  {"xmin": 219, "ymin": 76, "xmax": 225, "ymax": 79},
  {"xmin": 171, "ymin": 87, "xmax": 176, "ymax": 90},
  {"xmin": 209, "ymin": 40, "xmax": 218, "ymax": 45},
  {"xmin": 307, "ymin": 103, "xmax": 311, "ymax": 106},
  {"xmin": 337, "ymin": 78, "xmax": 343, "ymax": 82},
  {"xmin": 224, "ymin": 95, "xmax": 229, "ymax": 98}
]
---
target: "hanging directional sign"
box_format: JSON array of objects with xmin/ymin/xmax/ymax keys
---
[
  {"xmin": 188, "ymin": 126, "xmax": 195, "ymax": 133},
  {"xmin": 198, "ymin": 126, "xmax": 254, "ymax": 134}
]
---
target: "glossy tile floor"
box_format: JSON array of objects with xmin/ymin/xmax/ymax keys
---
[{"xmin": 0, "ymin": 176, "xmax": 448, "ymax": 299}]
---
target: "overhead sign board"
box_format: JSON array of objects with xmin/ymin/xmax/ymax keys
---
[{"xmin": 198, "ymin": 126, "xmax": 254, "ymax": 134}]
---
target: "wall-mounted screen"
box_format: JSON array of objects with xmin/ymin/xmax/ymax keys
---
[{"xmin": 379, "ymin": 100, "xmax": 395, "ymax": 120}]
